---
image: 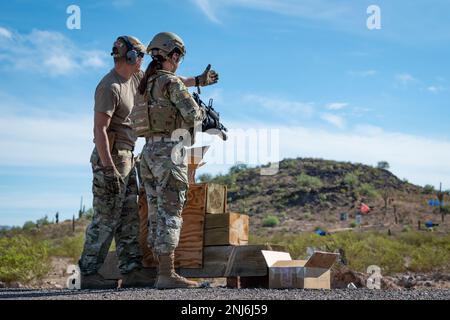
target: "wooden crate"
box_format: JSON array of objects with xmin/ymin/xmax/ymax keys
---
[
  {"xmin": 204, "ymin": 213, "xmax": 249, "ymax": 246},
  {"xmin": 100, "ymin": 244, "xmax": 278, "ymax": 280},
  {"xmin": 205, "ymin": 183, "xmax": 227, "ymax": 214},
  {"xmin": 138, "ymin": 183, "xmax": 207, "ymax": 268},
  {"xmin": 174, "ymin": 184, "xmax": 207, "ymax": 268}
]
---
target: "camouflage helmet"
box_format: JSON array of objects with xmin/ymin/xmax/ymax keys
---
[{"xmin": 146, "ymin": 32, "xmax": 186, "ymax": 59}]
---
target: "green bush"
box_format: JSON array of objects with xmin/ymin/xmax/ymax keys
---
[
  {"xmin": 358, "ymin": 183, "xmax": 380, "ymax": 199},
  {"xmin": 296, "ymin": 173, "xmax": 323, "ymax": 191},
  {"xmin": 0, "ymin": 236, "xmax": 50, "ymax": 283},
  {"xmin": 22, "ymin": 221, "xmax": 36, "ymax": 231},
  {"xmin": 343, "ymin": 173, "xmax": 359, "ymax": 187},
  {"xmin": 350, "ymin": 222, "xmax": 357, "ymax": 228},
  {"xmin": 440, "ymin": 206, "xmax": 450, "ymax": 214},
  {"xmin": 84, "ymin": 208, "xmax": 94, "ymax": 220},
  {"xmin": 282, "ymin": 159, "xmax": 298, "ymax": 170},
  {"xmin": 377, "ymin": 161, "xmax": 390, "ymax": 170},
  {"xmin": 262, "ymin": 215, "xmax": 280, "ymax": 228},
  {"xmin": 423, "ymin": 184, "xmax": 435, "ymax": 194},
  {"xmin": 48, "ymin": 233, "xmax": 85, "ymax": 262},
  {"xmin": 213, "ymin": 173, "xmax": 235, "ymax": 187},
  {"xmin": 304, "ymin": 212, "xmax": 312, "ymax": 220},
  {"xmin": 36, "ymin": 215, "xmax": 51, "ymax": 227},
  {"xmin": 229, "ymin": 164, "xmax": 248, "ymax": 175},
  {"xmin": 197, "ymin": 173, "xmax": 213, "ymax": 183}
]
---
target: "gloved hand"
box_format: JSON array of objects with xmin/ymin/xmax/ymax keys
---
[
  {"xmin": 195, "ymin": 64, "xmax": 219, "ymax": 87},
  {"xmin": 102, "ymin": 165, "xmax": 124, "ymax": 194}
]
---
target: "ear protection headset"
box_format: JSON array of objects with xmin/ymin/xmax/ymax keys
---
[{"xmin": 112, "ymin": 36, "xmax": 139, "ymax": 65}]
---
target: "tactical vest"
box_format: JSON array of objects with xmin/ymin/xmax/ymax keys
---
[{"xmin": 131, "ymin": 73, "xmax": 182, "ymax": 138}]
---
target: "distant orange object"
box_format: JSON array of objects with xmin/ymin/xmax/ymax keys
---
[{"xmin": 360, "ymin": 203, "xmax": 370, "ymax": 214}]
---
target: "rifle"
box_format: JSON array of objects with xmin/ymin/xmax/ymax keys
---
[{"xmin": 193, "ymin": 92, "xmax": 228, "ymax": 141}]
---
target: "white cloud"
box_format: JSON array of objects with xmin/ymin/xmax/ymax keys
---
[
  {"xmin": 191, "ymin": 0, "xmax": 351, "ymax": 24},
  {"xmin": 348, "ymin": 70, "xmax": 377, "ymax": 77},
  {"xmin": 44, "ymin": 55, "xmax": 78, "ymax": 76},
  {"xmin": 81, "ymin": 50, "xmax": 109, "ymax": 68},
  {"xmin": 0, "ymin": 28, "xmax": 108, "ymax": 76},
  {"xmin": 395, "ymin": 73, "xmax": 418, "ymax": 87},
  {"xmin": 243, "ymin": 94, "xmax": 314, "ymax": 117},
  {"xmin": 0, "ymin": 27, "xmax": 12, "ymax": 39},
  {"xmin": 192, "ymin": 0, "xmax": 221, "ymax": 24},
  {"xmin": 321, "ymin": 113, "xmax": 345, "ymax": 129},
  {"xmin": 326, "ymin": 102, "xmax": 348, "ymax": 110},
  {"xmin": 427, "ymin": 85, "xmax": 445, "ymax": 93}
]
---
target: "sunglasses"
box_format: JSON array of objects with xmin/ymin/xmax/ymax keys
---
[{"xmin": 137, "ymin": 51, "xmax": 145, "ymax": 58}]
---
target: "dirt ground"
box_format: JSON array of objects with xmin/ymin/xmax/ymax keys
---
[{"xmin": 2, "ymin": 256, "xmax": 448, "ymax": 291}]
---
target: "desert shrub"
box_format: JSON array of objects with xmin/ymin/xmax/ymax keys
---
[
  {"xmin": 229, "ymin": 164, "xmax": 248, "ymax": 175},
  {"xmin": 423, "ymin": 184, "xmax": 435, "ymax": 194},
  {"xmin": 48, "ymin": 233, "xmax": 85, "ymax": 262},
  {"xmin": 343, "ymin": 173, "xmax": 359, "ymax": 187},
  {"xmin": 296, "ymin": 173, "xmax": 323, "ymax": 191},
  {"xmin": 197, "ymin": 173, "xmax": 213, "ymax": 183},
  {"xmin": 36, "ymin": 215, "xmax": 51, "ymax": 227},
  {"xmin": 22, "ymin": 221, "xmax": 36, "ymax": 231},
  {"xmin": 358, "ymin": 183, "xmax": 380, "ymax": 199},
  {"xmin": 304, "ymin": 212, "xmax": 312, "ymax": 220},
  {"xmin": 318, "ymin": 194, "xmax": 327, "ymax": 202},
  {"xmin": 262, "ymin": 215, "xmax": 280, "ymax": 228},
  {"xmin": 0, "ymin": 236, "xmax": 50, "ymax": 283},
  {"xmin": 377, "ymin": 161, "xmax": 390, "ymax": 170},
  {"xmin": 440, "ymin": 206, "xmax": 450, "ymax": 214}
]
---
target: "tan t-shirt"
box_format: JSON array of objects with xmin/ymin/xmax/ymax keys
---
[{"xmin": 94, "ymin": 69, "xmax": 143, "ymax": 149}]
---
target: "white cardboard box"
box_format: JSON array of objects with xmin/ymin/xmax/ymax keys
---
[{"xmin": 261, "ymin": 250, "xmax": 339, "ymax": 289}]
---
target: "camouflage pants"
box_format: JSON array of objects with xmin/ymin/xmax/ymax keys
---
[
  {"xmin": 78, "ymin": 147, "xmax": 142, "ymax": 275},
  {"xmin": 139, "ymin": 141, "xmax": 188, "ymax": 255}
]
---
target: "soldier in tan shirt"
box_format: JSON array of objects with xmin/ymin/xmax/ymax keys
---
[{"xmin": 78, "ymin": 35, "xmax": 218, "ymax": 289}]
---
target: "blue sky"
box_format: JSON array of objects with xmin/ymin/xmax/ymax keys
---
[{"xmin": 1, "ymin": 0, "xmax": 450, "ymax": 226}]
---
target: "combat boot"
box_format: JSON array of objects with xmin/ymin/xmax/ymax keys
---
[
  {"xmin": 121, "ymin": 268, "xmax": 153, "ymax": 288},
  {"xmin": 80, "ymin": 273, "xmax": 117, "ymax": 290},
  {"xmin": 155, "ymin": 252, "xmax": 200, "ymax": 289}
]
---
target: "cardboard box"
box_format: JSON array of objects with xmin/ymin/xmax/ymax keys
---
[{"xmin": 261, "ymin": 250, "xmax": 339, "ymax": 289}]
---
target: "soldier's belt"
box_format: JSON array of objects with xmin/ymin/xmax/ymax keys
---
[
  {"xmin": 147, "ymin": 136, "xmax": 177, "ymax": 143},
  {"xmin": 114, "ymin": 142, "xmax": 134, "ymax": 151}
]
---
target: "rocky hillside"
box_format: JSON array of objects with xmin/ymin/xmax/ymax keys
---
[{"xmin": 202, "ymin": 158, "xmax": 447, "ymax": 235}]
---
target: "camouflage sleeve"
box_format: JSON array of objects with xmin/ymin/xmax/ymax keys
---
[{"xmin": 167, "ymin": 77, "xmax": 205, "ymax": 125}]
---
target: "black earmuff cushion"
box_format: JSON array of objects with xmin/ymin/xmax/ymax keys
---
[{"xmin": 112, "ymin": 36, "xmax": 138, "ymax": 64}]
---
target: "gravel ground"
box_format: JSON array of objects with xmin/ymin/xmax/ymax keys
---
[{"xmin": 1, "ymin": 287, "xmax": 449, "ymax": 300}]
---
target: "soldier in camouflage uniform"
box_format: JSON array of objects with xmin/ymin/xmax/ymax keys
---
[
  {"xmin": 78, "ymin": 35, "xmax": 218, "ymax": 289},
  {"xmin": 77, "ymin": 36, "xmax": 150, "ymax": 289},
  {"xmin": 135, "ymin": 32, "xmax": 218, "ymax": 289}
]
